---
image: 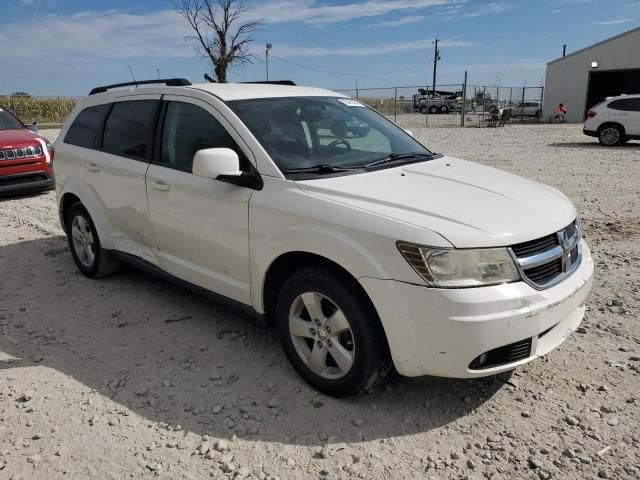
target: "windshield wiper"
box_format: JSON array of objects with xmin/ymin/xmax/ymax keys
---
[
  {"xmin": 283, "ymin": 164, "xmax": 362, "ymax": 174},
  {"xmin": 361, "ymin": 152, "xmax": 435, "ymax": 168}
]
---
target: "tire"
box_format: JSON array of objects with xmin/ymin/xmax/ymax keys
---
[
  {"xmin": 598, "ymin": 125, "xmax": 623, "ymax": 146},
  {"xmin": 420, "ymin": 106, "xmax": 428, "ymax": 115},
  {"xmin": 275, "ymin": 267, "xmax": 392, "ymax": 398},
  {"xmin": 429, "ymin": 106, "xmax": 438, "ymax": 114},
  {"xmin": 66, "ymin": 202, "xmax": 119, "ymax": 278},
  {"xmin": 440, "ymin": 105, "xmax": 449, "ymax": 114}
]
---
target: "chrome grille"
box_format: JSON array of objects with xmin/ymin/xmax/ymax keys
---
[
  {"xmin": 0, "ymin": 146, "xmax": 43, "ymax": 161},
  {"xmin": 509, "ymin": 219, "xmax": 582, "ymax": 289}
]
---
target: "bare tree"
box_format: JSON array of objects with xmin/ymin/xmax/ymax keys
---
[{"xmin": 176, "ymin": 0, "xmax": 259, "ymax": 83}]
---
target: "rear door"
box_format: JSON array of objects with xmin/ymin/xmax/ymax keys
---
[
  {"xmin": 145, "ymin": 95, "xmax": 254, "ymax": 304},
  {"xmin": 85, "ymin": 95, "xmax": 160, "ymax": 263}
]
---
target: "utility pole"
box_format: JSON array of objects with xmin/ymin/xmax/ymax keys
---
[
  {"xmin": 265, "ymin": 43, "xmax": 272, "ymax": 81},
  {"xmin": 562, "ymin": 44, "xmax": 566, "ymax": 57},
  {"xmin": 432, "ymin": 38, "xmax": 441, "ymax": 98}
]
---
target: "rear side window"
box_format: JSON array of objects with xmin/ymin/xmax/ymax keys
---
[
  {"xmin": 64, "ymin": 104, "xmax": 111, "ymax": 148},
  {"xmin": 608, "ymin": 98, "xmax": 640, "ymax": 112},
  {"xmin": 103, "ymin": 100, "xmax": 158, "ymax": 161},
  {"xmin": 159, "ymin": 101, "xmax": 246, "ymax": 173}
]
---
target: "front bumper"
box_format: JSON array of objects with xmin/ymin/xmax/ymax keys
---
[
  {"xmin": 360, "ymin": 239, "xmax": 594, "ymax": 378},
  {"xmin": 0, "ymin": 171, "xmax": 55, "ymax": 196}
]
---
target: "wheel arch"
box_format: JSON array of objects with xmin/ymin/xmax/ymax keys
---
[
  {"xmin": 261, "ymin": 251, "xmax": 377, "ymax": 325},
  {"xmin": 597, "ymin": 121, "xmax": 626, "ymax": 136},
  {"xmin": 59, "ymin": 192, "xmax": 81, "ymax": 233}
]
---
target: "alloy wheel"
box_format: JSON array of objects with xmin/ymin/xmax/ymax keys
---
[
  {"xmin": 71, "ymin": 215, "xmax": 96, "ymax": 267},
  {"xmin": 288, "ymin": 292, "xmax": 355, "ymax": 379},
  {"xmin": 601, "ymin": 127, "xmax": 620, "ymax": 146}
]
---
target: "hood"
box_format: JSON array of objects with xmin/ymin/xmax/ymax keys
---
[
  {"xmin": 295, "ymin": 156, "xmax": 576, "ymax": 248},
  {"xmin": 0, "ymin": 128, "xmax": 48, "ymax": 149}
]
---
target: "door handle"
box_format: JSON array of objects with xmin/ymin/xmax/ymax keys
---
[
  {"xmin": 86, "ymin": 163, "xmax": 100, "ymax": 172},
  {"xmin": 150, "ymin": 180, "xmax": 171, "ymax": 192}
]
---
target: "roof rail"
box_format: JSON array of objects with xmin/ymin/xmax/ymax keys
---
[
  {"xmin": 88, "ymin": 78, "xmax": 192, "ymax": 96},
  {"xmin": 241, "ymin": 80, "xmax": 297, "ymax": 86}
]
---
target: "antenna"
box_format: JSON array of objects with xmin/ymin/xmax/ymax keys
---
[{"xmin": 128, "ymin": 65, "xmax": 137, "ymax": 84}]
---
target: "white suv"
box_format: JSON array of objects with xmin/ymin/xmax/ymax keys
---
[
  {"xmin": 584, "ymin": 94, "xmax": 640, "ymax": 146},
  {"xmin": 55, "ymin": 79, "xmax": 594, "ymax": 397}
]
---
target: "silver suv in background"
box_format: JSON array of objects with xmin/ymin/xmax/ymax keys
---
[{"xmin": 584, "ymin": 94, "xmax": 640, "ymax": 146}]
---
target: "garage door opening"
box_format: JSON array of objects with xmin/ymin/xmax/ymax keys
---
[{"xmin": 585, "ymin": 68, "xmax": 640, "ymax": 119}]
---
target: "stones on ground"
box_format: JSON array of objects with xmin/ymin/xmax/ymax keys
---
[
  {"xmin": 88, "ymin": 415, "xmax": 99, "ymax": 426},
  {"xmin": 286, "ymin": 458, "xmax": 296, "ymax": 467},
  {"xmin": 562, "ymin": 448, "xmax": 576, "ymax": 458},
  {"xmin": 597, "ymin": 445, "xmax": 612, "ymax": 456},
  {"xmin": 212, "ymin": 405, "xmax": 223, "ymax": 414},
  {"xmin": 215, "ymin": 439, "xmax": 229, "ymax": 452},
  {"xmin": 26, "ymin": 454, "xmax": 42, "ymax": 464},
  {"xmin": 528, "ymin": 456, "xmax": 542, "ymax": 469},
  {"xmin": 267, "ymin": 398, "xmax": 279, "ymax": 409},
  {"xmin": 196, "ymin": 442, "xmax": 209, "ymax": 455},
  {"xmin": 607, "ymin": 417, "xmax": 619, "ymax": 426},
  {"xmin": 18, "ymin": 391, "xmax": 33, "ymax": 402},
  {"xmin": 564, "ymin": 415, "xmax": 580, "ymax": 426}
]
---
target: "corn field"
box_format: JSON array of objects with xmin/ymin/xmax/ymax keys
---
[{"xmin": 0, "ymin": 95, "xmax": 78, "ymax": 125}]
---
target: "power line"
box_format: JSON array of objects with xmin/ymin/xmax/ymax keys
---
[{"xmin": 264, "ymin": 55, "xmax": 425, "ymax": 77}]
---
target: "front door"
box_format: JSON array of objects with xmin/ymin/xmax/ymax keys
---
[{"xmin": 146, "ymin": 96, "xmax": 254, "ymax": 304}]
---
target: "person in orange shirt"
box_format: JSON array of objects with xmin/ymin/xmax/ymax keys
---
[{"xmin": 554, "ymin": 103, "xmax": 567, "ymax": 123}]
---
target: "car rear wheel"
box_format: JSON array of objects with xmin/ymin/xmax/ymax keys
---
[
  {"xmin": 66, "ymin": 202, "xmax": 119, "ymax": 278},
  {"xmin": 275, "ymin": 267, "xmax": 391, "ymax": 397},
  {"xmin": 440, "ymin": 105, "xmax": 449, "ymax": 114},
  {"xmin": 429, "ymin": 106, "xmax": 438, "ymax": 114},
  {"xmin": 598, "ymin": 125, "xmax": 623, "ymax": 146},
  {"xmin": 420, "ymin": 106, "xmax": 428, "ymax": 114}
]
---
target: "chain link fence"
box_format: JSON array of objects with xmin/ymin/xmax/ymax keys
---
[
  {"xmin": 337, "ymin": 83, "xmax": 544, "ymax": 129},
  {"xmin": 0, "ymin": 94, "xmax": 80, "ymax": 126}
]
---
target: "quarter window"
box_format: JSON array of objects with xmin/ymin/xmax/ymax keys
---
[
  {"xmin": 608, "ymin": 98, "xmax": 640, "ymax": 112},
  {"xmin": 102, "ymin": 100, "xmax": 158, "ymax": 160},
  {"xmin": 159, "ymin": 101, "xmax": 245, "ymax": 173},
  {"xmin": 64, "ymin": 104, "xmax": 111, "ymax": 149}
]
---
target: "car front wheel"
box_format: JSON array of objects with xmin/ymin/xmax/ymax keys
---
[
  {"xmin": 275, "ymin": 267, "xmax": 391, "ymax": 397},
  {"xmin": 66, "ymin": 202, "xmax": 119, "ymax": 278},
  {"xmin": 598, "ymin": 125, "xmax": 623, "ymax": 146}
]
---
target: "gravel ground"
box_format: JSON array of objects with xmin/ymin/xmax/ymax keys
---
[{"xmin": 1, "ymin": 124, "xmax": 639, "ymax": 480}]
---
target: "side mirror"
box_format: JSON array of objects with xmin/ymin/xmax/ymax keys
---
[
  {"xmin": 29, "ymin": 122, "xmax": 39, "ymax": 133},
  {"xmin": 404, "ymin": 129, "xmax": 413, "ymax": 137},
  {"xmin": 193, "ymin": 148, "xmax": 242, "ymax": 180}
]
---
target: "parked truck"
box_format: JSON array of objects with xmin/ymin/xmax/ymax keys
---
[{"xmin": 412, "ymin": 88, "xmax": 463, "ymax": 114}]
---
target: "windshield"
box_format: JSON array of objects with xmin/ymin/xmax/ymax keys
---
[
  {"xmin": 228, "ymin": 97, "xmax": 432, "ymax": 174},
  {"xmin": 0, "ymin": 108, "xmax": 25, "ymax": 130}
]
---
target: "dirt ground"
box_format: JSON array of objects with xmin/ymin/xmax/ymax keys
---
[{"xmin": 1, "ymin": 124, "xmax": 639, "ymax": 480}]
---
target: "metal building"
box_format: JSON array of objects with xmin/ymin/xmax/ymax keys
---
[{"xmin": 543, "ymin": 27, "xmax": 640, "ymax": 123}]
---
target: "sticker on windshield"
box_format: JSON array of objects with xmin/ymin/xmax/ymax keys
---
[{"xmin": 338, "ymin": 98, "xmax": 365, "ymax": 107}]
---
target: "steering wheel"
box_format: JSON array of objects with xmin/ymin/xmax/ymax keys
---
[{"xmin": 326, "ymin": 139, "xmax": 351, "ymax": 150}]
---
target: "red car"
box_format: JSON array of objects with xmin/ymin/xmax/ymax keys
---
[{"xmin": 0, "ymin": 107, "xmax": 54, "ymax": 195}]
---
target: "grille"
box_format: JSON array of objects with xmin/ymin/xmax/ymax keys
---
[
  {"xmin": 511, "ymin": 234, "xmax": 558, "ymax": 257},
  {"xmin": 0, "ymin": 146, "xmax": 42, "ymax": 161},
  {"xmin": 524, "ymin": 258, "xmax": 562, "ymax": 284},
  {"xmin": 509, "ymin": 220, "xmax": 582, "ymax": 289},
  {"xmin": 469, "ymin": 338, "xmax": 533, "ymax": 370}
]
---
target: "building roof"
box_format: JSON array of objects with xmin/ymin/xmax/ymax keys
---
[
  {"xmin": 189, "ymin": 83, "xmax": 346, "ymax": 101},
  {"xmin": 547, "ymin": 26, "xmax": 640, "ymax": 65}
]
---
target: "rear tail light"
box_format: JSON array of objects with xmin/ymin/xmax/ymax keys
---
[{"xmin": 587, "ymin": 110, "xmax": 597, "ymax": 118}]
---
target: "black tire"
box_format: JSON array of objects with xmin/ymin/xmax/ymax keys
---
[
  {"xmin": 420, "ymin": 105, "xmax": 428, "ymax": 115},
  {"xmin": 598, "ymin": 125, "xmax": 623, "ymax": 146},
  {"xmin": 429, "ymin": 106, "xmax": 438, "ymax": 114},
  {"xmin": 440, "ymin": 105, "xmax": 449, "ymax": 114},
  {"xmin": 275, "ymin": 267, "xmax": 392, "ymax": 398},
  {"xmin": 66, "ymin": 202, "xmax": 119, "ymax": 278},
  {"xmin": 534, "ymin": 110, "xmax": 542, "ymax": 119}
]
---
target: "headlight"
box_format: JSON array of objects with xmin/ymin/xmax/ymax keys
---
[{"xmin": 397, "ymin": 242, "xmax": 520, "ymax": 288}]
